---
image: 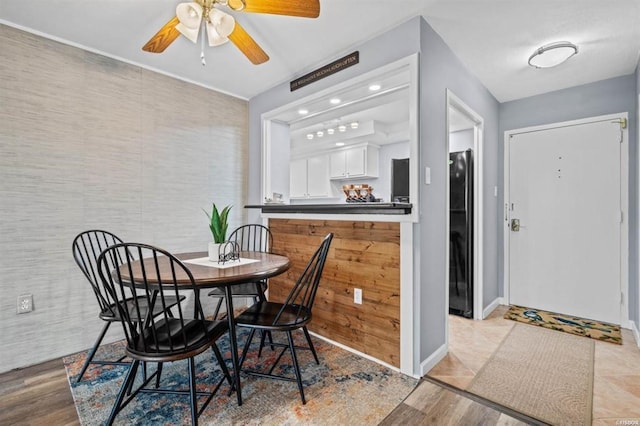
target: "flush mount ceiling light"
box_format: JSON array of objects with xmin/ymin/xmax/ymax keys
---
[{"xmin": 528, "ymin": 41, "xmax": 578, "ymax": 69}]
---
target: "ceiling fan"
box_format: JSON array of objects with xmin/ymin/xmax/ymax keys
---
[{"xmin": 142, "ymin": 0, "xmax": 320, "ymax": 65}]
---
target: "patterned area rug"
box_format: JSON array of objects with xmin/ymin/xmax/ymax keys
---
[
  {"xmin": 504, "ymin": 305, "xmax": 622, "ymax": 344},
  {"xmin": 63, "ymin": 329, "xmax": 417, "ymax": 425},
  {"xmin": 468, "ymin": 323, "xmax": 595, "ymax": 425}
]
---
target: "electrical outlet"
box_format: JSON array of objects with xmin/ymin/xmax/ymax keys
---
[
  {"xmin": 354, "ymin": 288, "xmax": 362, "ymax": 304},
  {"xmin": 17, "ymin": 294, "xmax": 33, "ymax": 314}
]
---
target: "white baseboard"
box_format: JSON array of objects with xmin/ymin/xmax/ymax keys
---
[
  {"xmin": 307, "ymin": 331, "xmax": 420, "ymax": 378},
  {"xmin": 630, "ymin": 320, "xmax": 640, "ymax": 348},
  {"xmin": 419, "ymin": 343, "xmax": 447, "ymax": 377},
  {"xmin": 482, "ymin": 297, "xmax": 504, "ymax": 319}
]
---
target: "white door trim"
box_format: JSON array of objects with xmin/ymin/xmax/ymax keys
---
[
  {"xmin": 503, "ymin": 112, "xmax": 629, "ymax": 326},
  {"xmin": 446, "ymin": 90, "xmax": 485, "ymax": 322}
]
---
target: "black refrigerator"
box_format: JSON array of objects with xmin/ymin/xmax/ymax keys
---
[{"xmin": 449, "ymin": 149, "xmax": 473, "ymax": 318}]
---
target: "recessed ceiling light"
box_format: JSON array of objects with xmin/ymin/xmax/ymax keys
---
[
  {"xmin": 330, "ymin": 98, "xmax": 341, "ymax": 105},
  {"xmin": 369, "ymin": 84, "xmax": 381, "ymax": 91},
  {"xmin": 338, "ymin": 125, "xmax": 346, "ymax": 132},
  {"xmin": 306, "ymin": 133, "xmax": 314, "ymax": 140},
  {"xmin": 327, "ymin": 128, "xmax": 335, "ymax": 135},
  {"xmin": 528, "ymin": 41, "xmax": 578, "ymax": 69},
  {"xmin": 298, "ymin": 108, "xmax": 309, "ymax": 115},
  {"xmin": 350, "ymin": 121, "xmax": 359, "ymax": 129},
  {"xmin": 336, "ymin": 142, "xmax": 345, "ymax": 147},
  {"xmin": 317, "ymin": 130, "xmax": 324, "ymax": 137}
]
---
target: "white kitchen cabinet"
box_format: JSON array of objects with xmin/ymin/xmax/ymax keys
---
[
  {"xmin": 289, "ymin": 155, "xmax": 330, "ymax": 198},
  {"xmin": 329, "ymin": 145, "xmax": 379, "ymax": 179}
]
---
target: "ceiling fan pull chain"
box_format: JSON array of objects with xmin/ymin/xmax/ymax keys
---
[{"xmin": 200, "ymin": 19, "xmax": 206, "ymax": 66}]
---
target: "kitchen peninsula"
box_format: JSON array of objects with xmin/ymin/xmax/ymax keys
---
[{"xmin": 247, "ymin": 204, "xmax": 415, "ymax": 374}]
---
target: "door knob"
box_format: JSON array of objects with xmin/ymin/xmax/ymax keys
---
[{"xmin": 511, "ymin": 218, "xmax": 520, "ymax": 232}]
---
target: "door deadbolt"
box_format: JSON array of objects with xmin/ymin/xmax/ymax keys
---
[{"xmin": 511, "ymin": 219, "xmax": 520, "ymax": 232}]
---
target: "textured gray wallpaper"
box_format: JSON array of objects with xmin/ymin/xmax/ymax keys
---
[{"xmin": 0, "ymin": 25, "xmax": 249, "ymax": 372}]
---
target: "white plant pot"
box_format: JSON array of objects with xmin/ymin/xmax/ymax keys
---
[
  {"xmin": 208, "ymin": 242, "xmax": 232, "ymax": 261},
  {"xmin": 208, "ymin": 242, "xmax": 221, "ymax": 261}
]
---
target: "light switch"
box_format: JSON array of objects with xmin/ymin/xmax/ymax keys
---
[{"xmin": 425, "ymin": 167, "xmax": 431, "ymax": 185}]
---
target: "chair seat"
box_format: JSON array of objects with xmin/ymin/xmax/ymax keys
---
[
  {"xmin": 128, "ymin": 318, "xmax": 228, "ymax": 360},
  {"xmin": 99, "ymin": 295, "xmax": 184, "ymax": 322},
  {"xmin": 235, "ymin": 302, "xmax": 311, "ymax": 331},
  {"xmin": 207, "ymin": 281, "xmax": 267, "ymax": 297}
]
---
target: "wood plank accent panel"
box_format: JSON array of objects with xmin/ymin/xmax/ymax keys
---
[{"xmin": 268, "ymin": 219, "xmax": 401, "ymax": 367}]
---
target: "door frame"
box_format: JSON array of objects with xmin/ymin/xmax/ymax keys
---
[
  {"xmin": 503, "ymin": 113, "xmax": 629, "ymax": 326},
  {"xmin": 446, "ymin": 90, "xmax": 484, "ymax": 321}
]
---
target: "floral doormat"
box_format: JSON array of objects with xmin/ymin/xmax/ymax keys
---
[
  {"xmin": 63, "ymin": 329, "xmax": 417, "ymax": 425},
  {"xmin": 504, "ymin": 305, "xmax": 622, "ymax": 345}
]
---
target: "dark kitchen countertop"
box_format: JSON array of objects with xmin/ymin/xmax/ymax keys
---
[{"xmin": 245, "ymin": 202, "xmax": 412, "ymax": 215}]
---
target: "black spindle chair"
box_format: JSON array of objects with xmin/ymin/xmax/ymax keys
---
[
  {"xmin": 207, "ymin": 224, "xmax": 273, "ymax": 319},
  {"xmin": 235, "ymin": 233, "xmax": 333, "ymax": 404},
  {"xmin": 72, "ymin": 230, "xmax": 184, "ymax": 382},
  {"xmin": 97, "ymin": 243, "xmax": 232, "ymax": 426}
]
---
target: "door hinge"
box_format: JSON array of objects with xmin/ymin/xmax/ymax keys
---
[
  {"xmin": 619, "ymin": 210, "xmax": 624, "ymax": 224},
  {"xmin": 612, "ymin": 118, "xmax": 627, "ymax": 129},
  {"xmin": 621, "ymin": 291, "xmax": 624, "ymax": 305}
]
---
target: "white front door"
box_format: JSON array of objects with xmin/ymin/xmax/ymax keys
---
[{"xmin": 507, "ymin": 117, "xmax": 625, "ymax": 324}]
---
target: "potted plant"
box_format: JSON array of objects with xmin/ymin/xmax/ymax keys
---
[{"xmin": 204, "ymin": 203, "xmax": 232, "ymax": 261}]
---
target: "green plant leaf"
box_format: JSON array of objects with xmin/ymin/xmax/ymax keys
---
[{"xmin": 205, "ymin": 203, "xmax": 232, "ymax": 243}]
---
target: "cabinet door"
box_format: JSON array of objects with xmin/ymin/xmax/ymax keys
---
[
  {"xmin": 345, "ymin": 147, "xmax": 366, "ymax": 177},
  {"xmin": 329, "ymin": 151, "xmax": 346, "ymax": 178},
  {"xmin": 306, "ymin": 155, "xmax": 330, "ymax": 197},
  {"xmin": 290, "ymin": 158, "xmax": 308, "ymax": 198}
]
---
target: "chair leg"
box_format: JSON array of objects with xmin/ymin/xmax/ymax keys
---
[
  {"xmin": 212, "ymin": 297, "xmax": 224, "ymax": 319},
  {"xmin": 107, "ymin": 360, "xmax": 139, "ymax": 426},
  {"xmin": 211, "ymin": 344, "xmax": 233, "ymax": 387},
  {"xmin": 302, "ymin": 326, "xmax": 320, "ymax": 365},
  {"xmin": 77, "ymin": 321, "xmax": 111, "ymax": 382},
  {"xmin": 238, "ymin": 328, "xmax": 257, "ymax": 369},
  {"xmin": 286, "ymin": 331, "xmax": 306, "ymax": 405},
  {"xmin": 155, "ymin": 363, "xmax": 163, "ymax": 388},
  {"xmin": 188, "ymin": 357, "xmax": 199, "ymax": 426}
]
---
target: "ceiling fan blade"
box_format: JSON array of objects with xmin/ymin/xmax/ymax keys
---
[
  {"xmin": 142, "ymin": 16, "xmax": 181, "ymax": 53},
  {"xmin": 233, "ymin": 0, "xmax": 320, "ymax": 18},
  {"xmin": 228, "ymin": 22, "xmax": 270, "ymax": 65}
]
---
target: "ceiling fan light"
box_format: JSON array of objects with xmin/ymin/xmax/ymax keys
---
[
  {"xmin": 528, "ymin": 41, "xmax": 578, "ymax": 69},
  {"xmin": 209, "ymin": 8, "xmax": 235, "ymax": 38},
  {"xmin": 206, "ymin": 22, "xmax": 229, "ymax": 46},
  {"xmin": 338, "ymin": 125, "xmax": 346, "ymax": 132},
  {"xmin": 176, "ymin": 2, "xmax": 203, "ymax": 43}
]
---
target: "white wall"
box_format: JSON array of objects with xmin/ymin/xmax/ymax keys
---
[
  {"xmin": 449, "ymin": 129, "xmax": 474, "ymax": 153},
  {"xmin": 0, "ymin": 25, "xmax": 249, "ymax": 372}
]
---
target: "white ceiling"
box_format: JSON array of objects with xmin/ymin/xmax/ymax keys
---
[{"xmin": 1, "ymin": 0, "xmax": 638, "ymax": 102}]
